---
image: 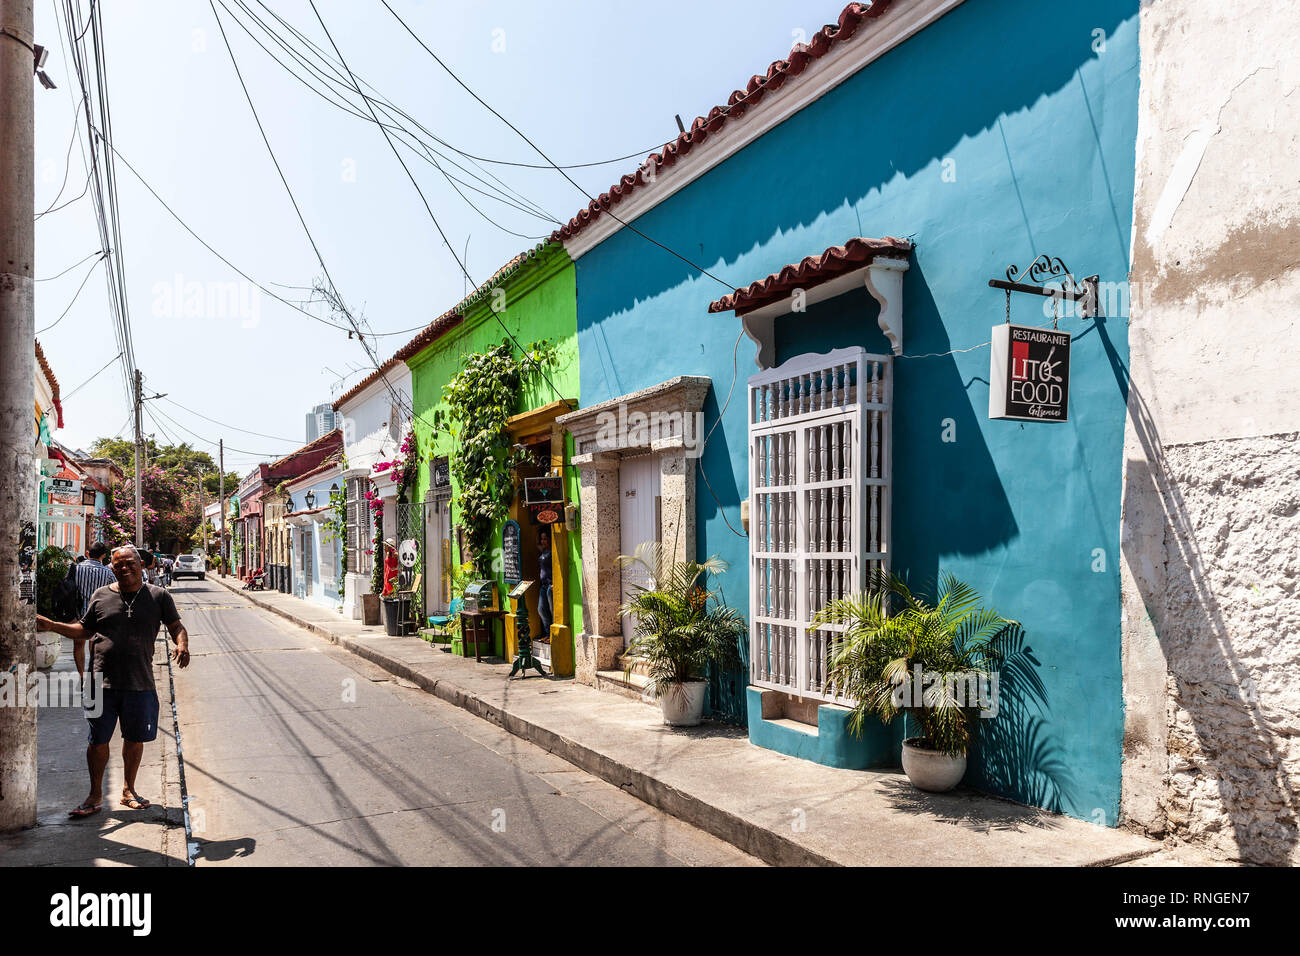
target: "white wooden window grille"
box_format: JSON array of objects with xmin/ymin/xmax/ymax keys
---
[{"xmin": 747, "ymin": 346, "xmax": 891, "ymax": 704}]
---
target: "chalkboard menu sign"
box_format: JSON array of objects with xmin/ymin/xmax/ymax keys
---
[
  {"xmin": 431, "ymin": 456, "xmax": 451, "ymax": 489},
  {"xmin": 989, "ymin": 323, "xmax": 1071, "ymax": 423},
  {"xmin": 501, "ymin": 520, "xmax": 522, "ymax": 586}
]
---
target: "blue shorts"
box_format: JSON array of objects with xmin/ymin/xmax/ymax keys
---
[{"xmin": 86, "ymin": 688, "xmax": 160, "ymax": 745}]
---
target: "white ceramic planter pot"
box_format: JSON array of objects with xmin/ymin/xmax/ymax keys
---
[
  {"xmin": 659, "ymin": 680, "xmax": 708, "ymax": 727},
  {"xmin": 36, "ymin": 633, "xmax": 61, "ymax": 670},
  {"xmin": 901, "ymin": 737, "xmax": 967, "ymax": 792}
]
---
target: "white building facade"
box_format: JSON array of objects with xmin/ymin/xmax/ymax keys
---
[{"xmin": 333, "ymin": 360, "xmax": 412, "ymax": 619}]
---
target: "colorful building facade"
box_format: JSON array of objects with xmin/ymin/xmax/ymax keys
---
[
  {"xmin": 403, "ymin": 242, "xmax": 582, "ymax": 674},
  {"xmin": 552, "ymin": 0, "xmax": 1140, "ymax": 823}
]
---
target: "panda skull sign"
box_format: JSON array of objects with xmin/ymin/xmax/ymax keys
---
[
  {"xmin": 989, "ymin": 323, "xmax": 1071, "ymax": 422},
  {"xmin": 397, "ymin": 538, "xmax": 419, "ymax": 591}
]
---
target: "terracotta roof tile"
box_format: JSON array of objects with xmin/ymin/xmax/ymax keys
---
[
  {"xmin": 551, "ymin": 1, "xmax": 893, "ymax": 245},
  {"xmin": 267, "ymin": 428, "xmax": 342, "ymax": 472},
  {"xmin": 708, "ymin": 236, "xmax": 912, "ymax": 314},
  {"xmin": 35, "ymin": 339, "xmax": 64, "ymax": 428}
]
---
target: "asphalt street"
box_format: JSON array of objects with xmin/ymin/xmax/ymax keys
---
[{"xmin": 167, "ymin": 579, "xmax": 759, "ymax": 866}]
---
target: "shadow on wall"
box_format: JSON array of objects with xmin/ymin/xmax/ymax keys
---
[
  {"xmin": 766, "ymin": 265, "xmax": 1072, "ymax": 807},
  {"xmin": 1108, "ymin": 317, "xmax": 1299, "ymax": 865},
  {"xmin": 969, "ymin": 625, "xmax": 1075, "ymax": 814}
]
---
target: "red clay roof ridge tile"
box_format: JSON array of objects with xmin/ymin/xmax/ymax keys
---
[
  {"xmin": 707, "ymin": 236, "xmax": 913, "ymax": 314},
  {"xmin": 551, "ymin": 1, "xmax": 893, "ymax": 245}
]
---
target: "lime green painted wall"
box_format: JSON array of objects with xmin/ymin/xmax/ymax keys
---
[{"xmin": 407, "ymin": 244, "xmax": 582, "ymax": 636}]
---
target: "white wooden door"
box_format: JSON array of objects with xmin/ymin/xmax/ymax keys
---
[
  {"xmin": 301, "ymin": 527, "xmax": 313, "ymax": 598},
  {"xmin": 424, "ymin": 499, "xmax": 448, "ymax": 615},
  {"xmin": 619, "ymin": 453, "xmax": 661, "ymax": 646}
]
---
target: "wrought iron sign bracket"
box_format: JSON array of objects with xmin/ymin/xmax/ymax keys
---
[{"xmin": 987, "ymin": 255, "xmax": 1098, "ymax": 320}]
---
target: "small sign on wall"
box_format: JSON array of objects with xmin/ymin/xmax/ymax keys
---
[
  {"xmin": 989, "ymin": 323, "xmax": 1071, "ymax": 422},
  {"xmin": 502, "ymin": 519, "xmax": 522, "ymax": 586}
]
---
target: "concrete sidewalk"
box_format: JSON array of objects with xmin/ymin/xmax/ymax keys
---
[
  {"xmin": 0, "ymin": 636, "xmax": 188, "ymax": 867},
  {"xmin": 211, "ymin": 576, "xmax": 1166, "ymax": 867}
]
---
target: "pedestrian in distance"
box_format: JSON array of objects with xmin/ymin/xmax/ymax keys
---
[
  {"xmin": 71, "ymin": 542, "xmax": 116, "ymax": 680},
  {"xmin": 36, "ymin": 545, "xmax": 191, "ymax": 818}
]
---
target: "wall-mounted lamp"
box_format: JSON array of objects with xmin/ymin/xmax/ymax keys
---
[{"xmin": 304, "ymin": 489, "xmax": 316, "ymax": 509}]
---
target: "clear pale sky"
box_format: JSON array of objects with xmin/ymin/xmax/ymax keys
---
[{"xmin": 34, "ymin": 0, "xmax": 827, "ymax": 472}]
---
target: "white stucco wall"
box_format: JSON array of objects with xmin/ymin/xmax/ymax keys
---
[
  {"xmin": 335, "ymin": 367, "xmax": 411, "ymax": 618},
  {"xmin": 335, "ymin": 367, "xmax": 412, "ymax": 473},
  {"xmin": 1122, "ymin": 0, "xmax": 1300, "ymax": 864}
]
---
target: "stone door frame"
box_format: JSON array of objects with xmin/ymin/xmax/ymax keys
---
[{"xmin": 557, "ymin": 375, "xmax": 712, "ymax": 685}]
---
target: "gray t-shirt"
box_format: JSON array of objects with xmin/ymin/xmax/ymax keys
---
[{"xmin": 80, "ymin": 583, "xmax": 180, "ymax": 692}]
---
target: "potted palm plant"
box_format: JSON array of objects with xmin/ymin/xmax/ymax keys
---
[
  {"xmin": 811, "ymin": 572, "xmax": 1018, "ymax": 792},
  {"xmin": 616, "ymin": 544, "xmax": 746, "ymax": 727}
]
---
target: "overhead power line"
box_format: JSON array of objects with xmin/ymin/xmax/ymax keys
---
[
  {"xmin": 36, "ymin": 251, "xmax": 108, "ymax": 333},
  {"xmin": 210, "ymin": 1, "xmax": 394, "ymax": 398},
  {"xmin": 85, "ymin": 122, "xmax": 429, "ymax": 339},
  {"xmin": 158, "ymin": 394, "xmax": 303, "ymax": 444},
  {"xmin": 378, "ymin": 0, "xmax": 736, "ymax": 292},
  {"xmin": 63, "ymin": 350, "xmax": 124, "ymax": 401},
  {"xmin": 308, "ymin": 1, "xmax": 567, "ymax": 406},
  {"xmin": 36, "ymin": 248, "xmax": 106, "ymax": 282},
  {"xmin": 217, "ymin": 0, "xmax": 557, "ymax": 240},
  {"xmin": 249, "ymin": 0, "xmax": 673, "ymax": 174},
  {"xmin": 147, "ymin": 401, "xmax": 294, "ymax": 459}
]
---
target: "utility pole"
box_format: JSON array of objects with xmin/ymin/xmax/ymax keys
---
[
  {"xmin": 0, "ymin": 0, "xmax": 38, "ymax": 832},
  {"xmin": 219, "ymin": 439, "xmax": 226, "ymax": 577},
  {"xmin": 133, "ymin": 367, "xmax": 143, "ymax": 546},
  {"xmin": 197, "ymin": 474, "xmax": 206, "ymax": 557}
]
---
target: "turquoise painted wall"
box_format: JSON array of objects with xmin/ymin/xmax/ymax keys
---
[{"xmin": 572, "ymin": 0, "xmax": 1140, "ymax": 822}]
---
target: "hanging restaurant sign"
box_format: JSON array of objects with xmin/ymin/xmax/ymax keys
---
[
  {"xmin": 532, "ymin": 507, "xmax": 561, "ymax": 525},
  {"xmin": 49, "ymin": 475, "xmax": 82, "ymax": 505},
  {"xmin": 989, "ymin": 323, "xmax": 1071, "ymax": 422},
  {"xmin": 987, "ymin": 255, "xmax": 1098, "ymax": 320},
  {"xmin": 523, "ymin": 475, "xmax": 563, "ymax": 506}
]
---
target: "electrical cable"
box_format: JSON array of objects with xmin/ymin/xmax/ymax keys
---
[
  {"xmin": 85, "ymin": 119, "xmax": 429, "ymax": 338},
  {"xmin": 158, "ymin": 395, "xmax": 304, "ymax": 444},
  {"xmin": 379, "ymin": 0, "xmax": 737, "ymax": 293},
  {"xmin": 35, "ymin": 250, "xmax": 107, "ymax": 333},
  {"xmin": 210, "ymin": 0, "xmax": 405, "ymax": 418},
  {"xmin": 251, "ymin": 0, "xmax": 661, "ymax": 174},
  {"xmin": 218, "ymin": 0, "xmax": 556, "ymax": 238},
  {"xmin": 34, "ymin": 88, "xmax": 87, "ymax": 218},
  {"xmin": 309, "ymin": 0, "xmax": 567, "ymax": 406},
  {"xmin": 36, "ymin": 248, "xmax": 105, "ymax": 281},
  {"xmin": 147, "ymin": 401, "xmax": 295, "ymax": 459},
  {"xmin": 62, "ymin": 349, "xmax": 123, "ymax": 401}
]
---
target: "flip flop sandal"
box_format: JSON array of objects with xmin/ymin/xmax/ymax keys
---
[
  {"xmin": 68, "ymin": 802, "xmax": 101, "ymax": 818},
  {"xmin": 120, "ymin": 794, "xmax": 151, "ymax": 810}
]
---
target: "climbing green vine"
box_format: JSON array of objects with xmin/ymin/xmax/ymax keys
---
[
  {"xmin": 443, "ymin": 338, "xmax": 557, "ymax": 577},
  {"xmin": 323, "ymin": 484, "xmax": 348, "ymax": 600}
]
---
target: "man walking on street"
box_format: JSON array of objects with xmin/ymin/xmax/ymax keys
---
[
  {"xmin": 36, "ymin": 545, "xmax": 191, "ymax": 817},
  {"xmin": 72, "ymin": 542, "xmax": 116, "ymax": 680},
  {"xmin": 75, "ymin": 542, "xmax": 115, "ymax": 616}
]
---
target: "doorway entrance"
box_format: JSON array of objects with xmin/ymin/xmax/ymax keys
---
[
  {"xmin": 619, "ymin": 453, "xmax": 661, "ymax": 648},
  {"xmin": 423, "ymin": 496, "xmax": 450, "ymax": 617}
]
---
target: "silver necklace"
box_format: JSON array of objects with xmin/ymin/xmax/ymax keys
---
[{"xmin": 121, "ymin": 586, "xmax": 143, "ymax": 619}]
